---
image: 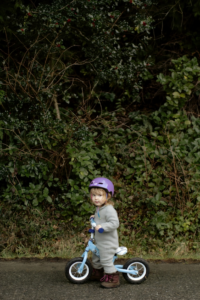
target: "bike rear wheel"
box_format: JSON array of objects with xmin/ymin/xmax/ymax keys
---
[{"xmin": 122, "ymin": 258, "xmax": 149, "ymax": 284}]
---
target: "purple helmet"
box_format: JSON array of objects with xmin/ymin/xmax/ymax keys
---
[{"xmin": 89, "ymin": 177, "xmax": 114, "ymax": 196}]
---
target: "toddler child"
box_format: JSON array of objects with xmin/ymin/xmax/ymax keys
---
[{"xmin": 89, "ymin": 177, "xmax": 120, "ymax": 288}]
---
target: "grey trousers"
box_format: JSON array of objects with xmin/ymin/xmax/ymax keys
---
[{"xmin": 92, "ymin": 249, "xmax": 117, "ymax": 274}]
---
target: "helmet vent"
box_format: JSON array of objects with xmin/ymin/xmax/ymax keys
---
[{"xmin": 98, "ymin": 182, "xmax": 103, "ymax": 184}]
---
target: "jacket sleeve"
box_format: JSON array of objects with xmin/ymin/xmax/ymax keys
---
[{"xmin": 100, "ymin": 206, "xmax": 119, "ymax": 232}]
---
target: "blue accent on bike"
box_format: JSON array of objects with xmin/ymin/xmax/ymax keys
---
[
  {"xmin": 88, "ymin": 229, "xmax": 95, "ymax": 233},
  {"xmin": 115, "ymin": 265, "xmax": 138, "ymax": 275},
  {"xmin": 78, "ymin": 251, "xmax": 88, "ymax": 274},
  {"xmin": 88, "ymin": 240, "xmax": 100, "ymax": 257},
  {"xmin": 90, "ymin": 218, "xmax": 96, "ymax": 227},
  {"xmin": 98, "ymin": 228, "xmax": 104, "ymax": 233},
  {"xmin": 113, "ymin": 255, "xmax": 118, "ymax": 263}
]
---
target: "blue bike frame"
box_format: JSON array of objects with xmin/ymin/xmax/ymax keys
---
[{"xmin": 77, "ymin": 239, "xmax": 138, "ymax": 276}]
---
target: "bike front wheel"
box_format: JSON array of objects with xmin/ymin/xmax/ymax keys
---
[
  {"xmin": 122, "ymin": 258, "xmax": 149, "ymax": 284},
  {"xmin": 65, "ymin": 257, "xmax": 92, "ymax": 284}
]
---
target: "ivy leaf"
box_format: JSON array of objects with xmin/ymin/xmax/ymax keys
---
[
  {"xmin": 46, "ymin": 196, "xmax": 52, "ymax": 203},
  {"xmin": 172, "ymin": 92, "xmax": 180, "ymax": 98},
  {"xmin": 32, "ymin": 199, "xmax": 38, "ymax": 206},
  {"xmin": 43, "ymin": 187, "xmax": 49, "ymax": 197}
]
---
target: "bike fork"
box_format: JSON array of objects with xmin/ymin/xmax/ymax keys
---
[{"xmin": 77, "ymin": 248, "xmax": 89, "ymax": 274}]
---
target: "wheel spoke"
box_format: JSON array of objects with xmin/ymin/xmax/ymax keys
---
[
  {"xmin": 72, "ymin": 271, "xmax": 78, "ymax": 276},
  {"xmin": 127, "ymin": 262, "xmax": 146, "ymax": 280}
]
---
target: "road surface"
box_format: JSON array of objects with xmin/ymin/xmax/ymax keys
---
[{"xmin": 0, "ymin": 259, "xmax": 199, "ymax": 300}]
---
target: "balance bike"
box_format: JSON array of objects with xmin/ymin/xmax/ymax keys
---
[{"xmin": 65, "ymin": 218, "xmax": 150, "ymax": 284}]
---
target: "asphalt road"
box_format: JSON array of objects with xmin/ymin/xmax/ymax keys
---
[{"xmin": 1, "ymin": 260, "xmax": 200, "ymax": 300}]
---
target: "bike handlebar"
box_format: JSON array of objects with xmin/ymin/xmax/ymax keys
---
[{"xmin": 90, "ymin": 217, "xmax": 104, "ymax": 233}]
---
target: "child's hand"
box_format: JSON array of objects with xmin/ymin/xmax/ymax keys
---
[
  {"xmin": 95, "ymin": 225, "xmax": 102, "ymax": 231},
  {"xmin": 90, "ymin": 215, "xmax": 95, "ymax": 219}
]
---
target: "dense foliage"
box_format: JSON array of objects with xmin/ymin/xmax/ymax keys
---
[{"xmin": 1, "ymin": 0, "xmax": 200, "ymax": 256}]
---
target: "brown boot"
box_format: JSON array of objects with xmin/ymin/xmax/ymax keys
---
[
  {"xmin": 90, "ymin": 268, "xmax": 104, "ymax": 281},
  {"xmin": 100, "ymin": 272, "xmax": 120, "ymax": 288}
]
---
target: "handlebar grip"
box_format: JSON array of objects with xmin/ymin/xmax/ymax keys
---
[{"xmin": 98, "ymin": 228, "xmax": 104, "ymax": 233}]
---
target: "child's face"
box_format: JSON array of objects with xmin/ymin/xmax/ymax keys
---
[{"xmin": 91, "ymin": 189, "xmax": 107, "ymax": 207}]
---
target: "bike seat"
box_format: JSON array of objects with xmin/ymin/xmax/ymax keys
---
[{"xmin": 115, "ymin": 246, "xmax": 127, "ymax": 255}]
